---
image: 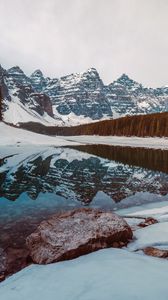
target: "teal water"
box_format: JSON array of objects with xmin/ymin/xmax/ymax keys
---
[{"xmin": 0, "ymin": 144, "xmax": 168, "ymax": 249}]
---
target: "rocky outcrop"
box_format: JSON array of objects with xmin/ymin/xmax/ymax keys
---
[
  {"xmin": 31, "ymin": 93, "xmax": 54, "ymax": 117},
  {"xmin": 138, "ymin": 217, "xmax": 158, "ymax": 228},
  {"xmin": 0, "ymin": 65, "xmax": 11, "ymax": 117},
  {"xmin": 2, "ymin": 65, "xmax": 54, "ymax": 123},
  {"xmin": 26, "ymin": 208, "xmax": 132, "ymax": 264},
  {"xmin": 30, "ymin": 69, "xmax": 46, "ymax": 92},
  {"xmin": 143, "ymin": 247, "xmax": 168, "ymax": 258}
]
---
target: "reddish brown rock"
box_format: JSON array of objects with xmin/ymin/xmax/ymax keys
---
[
  {"xmin": 0, "ymin": 248, "xmax": 6, "ymax": 280},
  {"xmin": 26, "ymin": 208, "xmax": 132, "ymax": 264},
  {"xmin": 5, "ymin": 247, "xmax": 30, "ymax": 276},
  {"xmin": 0, "ymin": 275, "xmax": 5, "ymax": 282},
  {"xmin": 143, "ymin": 247, "xmax": 168, "ymax": 258},
  {"xmin": 138, "ymin": 217, "xmax": 158, "ymax": 228},
  {"xmin": 0, "ymin": 247, "xmax": 29, "ymax": 281}
]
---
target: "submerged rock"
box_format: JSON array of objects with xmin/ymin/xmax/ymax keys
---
[
  {"xmin": 0, "ymin": 247, "xmax": 29, "ymax": 281},
  {"xmin": 0, "ymin": 248, "xmax": 6, "ymax": 281},
  {"xmin": 26, "ymin": 208, "xmax": 132, "ymax": 264}
]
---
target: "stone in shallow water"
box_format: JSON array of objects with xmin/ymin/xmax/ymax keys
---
[
  {"xmin": 0, "ymin": 247, "xmax": 29, "ymax": 281},
  {"xmin": 26, "ymin": 208, "xmax": 132, "ymax": 264}
]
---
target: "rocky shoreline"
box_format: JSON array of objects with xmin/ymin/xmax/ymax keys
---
[{"xmin": 1, "ymin": 206, "xmax": 167, "ymax": 283}]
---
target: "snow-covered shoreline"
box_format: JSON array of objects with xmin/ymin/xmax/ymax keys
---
[
  {"xmin": 0, "ymin": 122, "xmax": 168, "ymax": 149},
  {"xmin": 65, "ymin": 135, "xmax": 168, "ymax": 150},
  {"xmin": 0, "ymin": 123, "xmax": 79, "ymax": 147},
  {"xmin": 1, "ymin": 196, "xmax": 168, "ymax": 299},
  {"xmin": 1, "ymin": 248, "xmax": 168, "ymax": 300}
]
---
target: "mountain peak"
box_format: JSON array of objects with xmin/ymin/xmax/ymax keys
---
[
  {"xmin": 117, "ymin": 73, "xmax": 133, "ymax": 82},
  {"xmin": 114, "ymin": 73, "xmax": 141, "ymax": 88},
  {"xmin": 7, "ymin": 66, "xmax": 25, "ymax": 75},
  {"xmin": 30, "ymin": 69, "xmax": 44, "ymax": 78},
  {"xmin": 84, "ymin": 67, "xmax": 99, "ymax": 76}
]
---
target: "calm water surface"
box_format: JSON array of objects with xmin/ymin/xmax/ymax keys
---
[{"xmin": 0, "ymin": 144, "xmax": 168, "ymax": 249}]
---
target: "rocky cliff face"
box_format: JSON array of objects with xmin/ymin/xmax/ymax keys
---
[
  {"xmin": 0, "ymin": 65, "xmax": 11, "ymax": 114},
  {"xmin": 106, "ymin": 74, "xmax": 168, "ymax": 116},
  {"xmin": 43, "ymin": 68, "xmax": 112, "ymax": 119},
  {"xmin": 1, "ymin": 64, "xmax": 168, "ymax": 126},
  {"xmin": 1, "ymin": 66, "xmax": 54, "ymax": 125}
]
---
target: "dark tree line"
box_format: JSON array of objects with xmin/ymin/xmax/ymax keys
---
[
  {"xmin": 73, "ymin": 144, "xmax": 168, "ymax": 174},
  {"xmin": 19, "ymin": 111, "xmax": 168, "ymax": 137}
]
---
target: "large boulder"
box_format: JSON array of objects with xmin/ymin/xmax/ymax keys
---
[{"xmin": 26, "ymin": 208, "xmax": 132, "ymax": 264}]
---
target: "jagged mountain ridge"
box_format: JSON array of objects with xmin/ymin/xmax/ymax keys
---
[{"xmin": 0, "ymin": 64, "xmax": 168, "ymax": 126}]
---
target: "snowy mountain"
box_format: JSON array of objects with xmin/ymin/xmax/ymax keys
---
[{"xmin": 0, "ymin": 64, "xmax": 168, "ymax": 126}]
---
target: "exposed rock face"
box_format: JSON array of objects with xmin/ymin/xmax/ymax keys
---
[
  {"xmin": 143, "ymin": 247, "xmax": 168, "ymax": 258},
  {"xmin": 44, "ymin": 68, "xmax": 112, "ymax": 119},
  {"xmin": 1, "ymin": 63, "xmax": 168, "ymax": 126},
  {"xmin": 2, "ymin": 65, "xmax": 54, "ymax": 124},
  {"xmin": 107, "ymin": 74, "xmax": 168, "ymax": 116},
  {"xmin": 30, "ymin": 69, "xmax": 46, "ymax": 92},
  {"xmin": 26, "ymin": 208, "xmax": 132, "ymax": 264},
  {"xmin": 138, "ymin": 217, "xmax": 158, "ymax": 228},
  {"xmin": 31, "ymin": 93, "xmax": 53, "ymax": 117},
  {"xmin": 0, "ymin": 65, "xmax": 11, "ymax": 115}
]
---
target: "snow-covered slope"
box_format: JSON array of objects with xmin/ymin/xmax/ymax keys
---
[
  {"xmin": 0, "ymin": 122, "xmax": 78, "ymax": 146},
  {"xmin": 1, "ymin": 64, "xmax": 168, "ymax": 127},
  {"xmin": 3, "ymin": 96, "xmax": 62, "ymax": 126},
  {"xmin": 1, "ymin": 248, "xmax": 168, "ymax": 300}
]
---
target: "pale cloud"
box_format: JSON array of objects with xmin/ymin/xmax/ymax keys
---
[{"xmin": 0, "ymin": 0, "xmax": 167, "ymax": 87}]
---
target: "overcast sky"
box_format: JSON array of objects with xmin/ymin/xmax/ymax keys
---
[{"xmin": 0, "ymin": 0, "xmax": 167, "ymax": 87}]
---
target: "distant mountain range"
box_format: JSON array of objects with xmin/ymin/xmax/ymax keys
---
[{"xmin": 0, "ymin": 64, "xmax": 168, "ymax": 127}]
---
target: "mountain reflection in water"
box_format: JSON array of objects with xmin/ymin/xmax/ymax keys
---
[
  {"xmin": 0, "ymin": 144, "xmax": 168, "ymax": 203},
  {"xmin": 0, "ymin": 144, "xmax": 168, "ymax": 250}
]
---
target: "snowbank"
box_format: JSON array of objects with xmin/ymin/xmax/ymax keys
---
[
  {"xmin": 119, "ymin": 201, "xmax": 168, "ymax": 251},
  {"xmin": 65, "ymin": 135, "xmax": 168, "ymax": 149},
  {"xmin": 1, "ymin": 122, "xmax": 168, "ymax": 149},
  {"xmin": 128, "ymin": 222, "xmax": 168, "ymax": 251},
  {"xmin": 0, "ymin": 123, "xmax": 78, "ymax": 146},
  {"xmin": 1, "ymin": 248, "xmax": 168, "ymax": 300},
  {"xmin": 118, "ymin": 200, "xmax": 168, "ymax": 220}
]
